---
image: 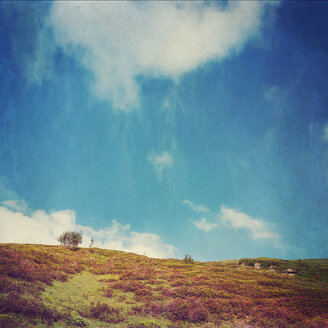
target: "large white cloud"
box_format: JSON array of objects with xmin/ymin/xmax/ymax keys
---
[
  {"xmin": 0, "ymin": 203, "xmax": 176, "ymax": 258},
  {"xmin": 48, "ymin": 1, "xmax": 276, "ymax": 111},
  {"xmin": 186, "ymin": 200, "xmax": 282, "ymax": 246},
  {"xmin": 220, "ymin": 206, "xmax": 281, "ymax": 245}
]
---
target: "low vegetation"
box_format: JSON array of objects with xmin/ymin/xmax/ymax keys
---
[
  {"xmin": 0, "ymin": 243, "xmax": 327, "ymax": 327},
  {"xmin": 183, "ymin": 255, "xmax": 194, "ymax": 264}
]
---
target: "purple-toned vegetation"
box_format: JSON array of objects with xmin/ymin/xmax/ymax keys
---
[{"xmin": 0, "ymin": 244, "xmax": 327, "ymax": 327}]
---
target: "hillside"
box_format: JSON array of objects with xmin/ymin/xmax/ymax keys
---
[{"xmin": 0, "ymin": 244, "xmax": 327, "ymax": 328}]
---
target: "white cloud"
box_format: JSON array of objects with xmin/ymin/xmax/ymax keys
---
[
  {"xmin": 191, "ymin": 217, "xmax": 218, "ymax": 232},
  {"xmin": 0, "ymin": 203, "xmax": 176, "ymax": 259},
  {"xmin": 186, "ymin": 200, "xmax": 281, "ymax": 246},
  {"xmin": 147, "ymin": 151, "xmax": 173, "ymax": 180},
  {"xmin": 220, "ymin": 206, "xmax": 281, "ymax": 244},
  {"xmin": 183, "ymin": 200, "xmax": 210, "ymax": 213},
  {"xmin": 48, "ymin": 1, "xmax": 276, "ymax": 111}
]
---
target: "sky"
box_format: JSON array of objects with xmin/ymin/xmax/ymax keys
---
[{"xmin": 0, "ymin": 1, "xmax": 328, "ymax": 261}]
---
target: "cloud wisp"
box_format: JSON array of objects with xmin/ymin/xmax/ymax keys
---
[
  {"xmin": 0, "ymin": 202, "xmax": 176, "ymax": 259},
  {"xmin": 47, "ymin": 1, "xmax": 275, "ymax": 111},
  {"xmin": 1, "ymin": 199, "xmax": 28, "ymax": 213},
  {"xmin": 183, "ymin": 200, "xmax": 210, "ymax": 213},
  {"xmin": 191, "ymin": 217, "xmax": 218, "ymax": 232},
  {"xmin": 323, "ymin": 123, "xmax": 328, "ymax": 142},
  {"xmin": 147, "ymin": 151, "xmax": 173, "ymax": 181}
]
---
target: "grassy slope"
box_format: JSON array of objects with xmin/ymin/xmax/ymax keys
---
[
  {"xmin": 237, "ymin": 257, "xmax": 328, "ymax": 283},
  {"xmin": 0, "ymin": 244, "xmax": 327, "ymax": 328}
]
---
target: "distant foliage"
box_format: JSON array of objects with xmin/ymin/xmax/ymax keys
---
[
  {"xmin": 239, "ymin": 258, "xmax": 256, "ymax": 267},
  {"xmin": 183, "ymin": 254, "xmax": 194, "ymax": 264},
  {"xmin": 57, "ymin": 231, "xmax": 83, "ymax": 248}
]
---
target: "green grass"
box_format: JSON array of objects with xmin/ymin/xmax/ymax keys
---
[
  {"xmin": 42, "ymin": 271, "xmax": 144, "ymax": 327},
  {"xmin": 42, "ymin": 271, "xmax": 120, "ymax": 312},
  {"xmin": 41, "ymin": 271, "xmax": 189, "ymax": 328}
]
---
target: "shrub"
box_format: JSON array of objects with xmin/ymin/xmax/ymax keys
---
[
  {"xmin": 0, "ymin": 313, "xmax": 24, "ymax": 328},
  {"xmin": 103, "ymin": 288, "xmax": 113, "ymax": 298},
  {"xmin": 165, "ymin": 298, "xmax": 209, "ymax": 323},
  {"xmin": 0, "ymin": 292, "xmax": 61, "ymax": 322},
  {"xmin": 68, "ymin": 312, "xmax": 88, "ymax": 327},
  {"xmin": 79, "ymin": 302, "xmax": 123, "ymax": 324},
  {"xmin": 166, "ymin": 299, "xmax": 189, "ymax": 321},
  {"xmin": 183, "ymin": 255, "xmax": 194, "ymax": 264},
  {"xmin": 57, "ymin": 231, "xmax": 83, "ymax": 248}
]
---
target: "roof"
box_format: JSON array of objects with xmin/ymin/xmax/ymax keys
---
[{"xmin": 282, "ymin": 268, "xmax": 298, "ymax": 273}]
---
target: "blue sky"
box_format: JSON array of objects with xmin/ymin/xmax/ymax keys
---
[{"xmin": 0, "ymin": 1, "xmax": 327, "ymax": 260}]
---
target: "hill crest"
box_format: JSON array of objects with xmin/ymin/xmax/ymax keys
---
[{"xmin": 0, "ymin": 243, "xmax": 327, "ymax": 327}]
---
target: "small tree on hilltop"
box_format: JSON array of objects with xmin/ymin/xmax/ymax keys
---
[
  {"xmin": 184, "ymin": 254, "xmax": 194, "ymax": 264},
  {"xmin": 57, "ymin": 231, "xmax": 83, "ymax": 248}
]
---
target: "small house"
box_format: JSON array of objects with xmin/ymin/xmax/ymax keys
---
[
  {"xmin": 282, "ymin": 268, "xmax": 298, "ymax": 276},
  {"xmin": 254, "ymin": 262, "xmax": 261, "ymax": 269}
]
